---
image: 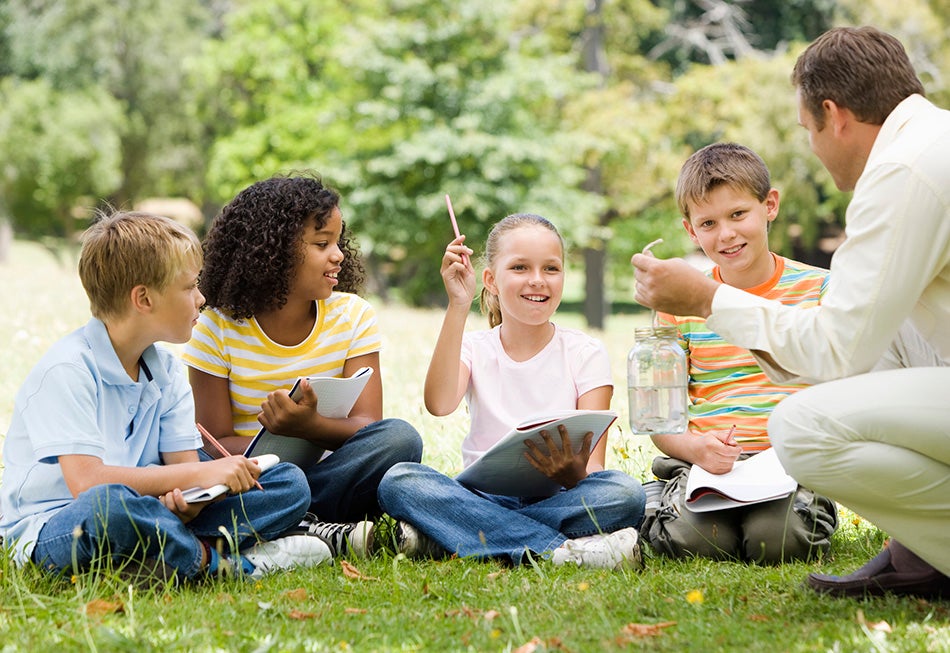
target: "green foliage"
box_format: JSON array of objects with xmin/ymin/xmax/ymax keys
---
[
  {"xmin": 3, "ymin": 0, "xmax": 213, "ymax": 204},
  {"xmin": 0, "ymin": 78, "xmax": 123, "ymax": 238},
  {"xmin": 201, "ymin": 0, "xmax": 599, "ymax": 305}
]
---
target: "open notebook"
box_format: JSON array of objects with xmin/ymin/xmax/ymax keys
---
[
  {"xmin": 181, "ymin": 454, "xmax": 280, "ymax": 503},
  {"xmin": 685, "ymin": 448, "xmax": 797, "ymax": 512},
  {"xmin": 243, "ymin": 367, "xmax": 374, "ymax": 467},
  {"xmin": 456, "ymin": 409, "xmax": 617, "ymax": 497}
]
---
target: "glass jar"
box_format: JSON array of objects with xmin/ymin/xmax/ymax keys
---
[{"xmin": 627, "ymin": 326, "xmax": 688, "ymax": 435}]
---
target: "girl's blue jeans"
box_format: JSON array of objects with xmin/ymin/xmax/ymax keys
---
[{"xmin": 378, "ymin": 462, "xmax": 645, "ymax": 564}]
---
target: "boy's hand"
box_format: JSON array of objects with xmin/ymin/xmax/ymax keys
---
[
  {"xmin": 440, "ymin": 237, "xmax": 476, "ymax": 307},
  {"xmin": 693, "ymin": 429, "xmax": 742, "ymax": 474},
  {"xmin": 159, "ymin": 488, "xmax": 205, "ymax": 523},
  {"xmin": 200, "ymin": 455, "xmax": 262, "ymax": 493},
  {"xmin": 257, "ymin": 379, "xmax": 321, "ymax": 437},
  {"xmin": 523, "ymin": 425, "xmax": 593, "ymax": 489}
]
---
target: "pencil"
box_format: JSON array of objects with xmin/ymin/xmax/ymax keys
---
[
  {"xmin": 445, "ymin": 194, "xmax": 467, "ymax": 264},
  {"xmin": 726, "ymin": 424, "xmax": 737, "ymax": 446},
  {"xmin": 196, "ymin": 422, "xmax": 264, "ymax": 491}
]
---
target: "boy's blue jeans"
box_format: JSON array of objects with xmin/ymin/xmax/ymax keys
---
[
  {"xmin": 32, "ymin": 462, "xmax": 309, "ymax": 578},
  {"xmin": 378, "ymin": 462, "xmax": 646, "ymax": 564}
]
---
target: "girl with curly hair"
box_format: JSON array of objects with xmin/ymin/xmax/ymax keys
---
[{"xmin": 182, "ymin": 173, "xmax": 422, "ymax": 559}]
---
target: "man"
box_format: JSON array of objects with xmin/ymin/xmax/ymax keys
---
[{"xmin": 631, "ymin": 26, "xmax": 949, "ymax": 598}]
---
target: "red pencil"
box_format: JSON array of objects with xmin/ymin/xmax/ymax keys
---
[
  {"xmin": 196, "ymin": 422, "xmax": 264, "ymax": 491},
  {"xmin": 445, "ymin": 194, "xmax": 467, "ymax": 264}
]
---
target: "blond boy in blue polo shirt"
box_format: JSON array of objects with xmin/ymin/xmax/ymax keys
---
[{"xmin": 0, "ymin": 211, "xmax": 330, "ymax": 580}]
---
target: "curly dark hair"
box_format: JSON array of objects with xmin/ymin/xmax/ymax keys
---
[{"xmin": 200, "ymin": 173, "xmax": 365, "ymax": 320}]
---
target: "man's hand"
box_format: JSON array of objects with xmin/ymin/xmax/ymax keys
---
[{"xmin": 631, "ymin": 254, "xmax": 719, "ymax": 318}]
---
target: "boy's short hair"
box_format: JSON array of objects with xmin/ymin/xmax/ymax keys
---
[
  {"xmin": 78, "ymin": 210, "xmax": 203, "ymax": 319},
  {"xmin": 675, "ymin": 142, "xmax": 771, "ymax": 219}
]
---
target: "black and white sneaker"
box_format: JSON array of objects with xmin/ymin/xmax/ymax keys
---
[{"xmin": 294, "ymin": 513, "xmax": 374, "ymax": 557}]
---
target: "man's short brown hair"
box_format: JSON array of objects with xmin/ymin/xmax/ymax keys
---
[{"xmin": 792, "ymin": 26, "xmax": 924, "ymax": 130}]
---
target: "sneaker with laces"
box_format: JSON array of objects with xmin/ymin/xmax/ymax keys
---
[
  {"xmin": 551, "ymin": 527, "xmax": 643, "ymax": 570},
  {"xmin": 241, "ymin": 534, "xmax": 333, "ymax": 578},
  {"xmin": 294, "ymin": 513, "xmax": 375, "ymax": 557},
  {"xmin": 395, "ymin": 521, "xmax": 445, "ymax": 559}
]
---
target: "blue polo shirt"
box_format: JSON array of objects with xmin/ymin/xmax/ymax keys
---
[{"xmin": 0, "ymin": 318, "xmax": 201, "ymax": 564}]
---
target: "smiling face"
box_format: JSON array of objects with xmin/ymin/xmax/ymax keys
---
[
  {"xmin": 683, "ymin": 184, "xmax": 779, "ymax": 289},
  {"xmin": 482, "ymin": 224, "xmax": 564, "ymax": 327},
  {"xmin": 289, "ymin": 206, "xmax": 345, "ymax": 302}
]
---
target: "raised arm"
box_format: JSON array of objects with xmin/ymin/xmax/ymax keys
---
[{"xmin": 424, "ymin": 236, "xmax": 476, "ymax": 415}]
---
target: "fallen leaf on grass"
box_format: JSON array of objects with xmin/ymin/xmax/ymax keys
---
[
  {"xmin": 513, "ymin": 636, "xmax": 544, "ymax": 653},
  {"xmin": 283, "ymin": 588, "xmax": 308, "ymax": 601},
  {"xmin": 83, "ymin": 599, "xmax": 123, "ymax": 617},
  {"xmin": 345, "ymin": 607, "xmax": 367, "ymax": 614},
  {"xmin": 747, "ymin": 614, "xmax": 770, "ymax": 622},
  {"xmin": 856, "ymin": 610, "xmax": 892, "ymax": 633},
  {"xmin": 341, "ymin": 560, "xmax": 379, "ymax": 581},
  {"xmin": 483, "ymin": 609, "xmax": 501, "ymax": 621},
  {"xmin": 288, "ymin": 610, "xmax": 317, "ymax": 620},
  {"xmin": 620, "ymin": 621, "xmax": 677, "ymax": 638}
]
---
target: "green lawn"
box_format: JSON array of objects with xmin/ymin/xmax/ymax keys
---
[{"xmin": 1, "ymin": 239, "xmax": 947, "ymax": 652}]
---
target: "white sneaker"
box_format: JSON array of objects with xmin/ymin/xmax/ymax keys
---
[
  {"xmin": 395, "ymin": 521, "xmax": 445, "ymax": 559},
  {"xmin": 241, "ymin": 534, "xmax": 333, "ymax": 578},
  {"xmin": 551, "ymin": 527, "xmax": 643, "ymax": 570}
]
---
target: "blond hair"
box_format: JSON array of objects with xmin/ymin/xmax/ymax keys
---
[
  {"xmin": 675, "ymin": 142, "xmax": 771, "ymax": 219},
  {"xmin": 78, "ymin": 210, "xmax": 202, "ymax": 319},
  {"xmin": 478, "ymin": 213, "xmax": 563, "ymax": 328}
]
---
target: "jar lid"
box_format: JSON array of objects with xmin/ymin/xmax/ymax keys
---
[{"xmin": 634, "ymin": 326, "xmax": 678, "ymax": 339}]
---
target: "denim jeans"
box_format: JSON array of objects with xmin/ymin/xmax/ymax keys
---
[
  {"xmin": 378, "ymin": 462, "xmax": 645, "ymax": 564},
  {"xmin": 303, "ymin": 418, "xmax": 423, "ymax": 522},
  {"xmin": 32, "ymin": 462, "xmax": 310, "ymax": 578}
]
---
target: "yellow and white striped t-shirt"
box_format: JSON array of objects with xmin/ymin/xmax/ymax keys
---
[{"xmin": 182, "ymin": 293, "xmax": 380, "ymax": 437}]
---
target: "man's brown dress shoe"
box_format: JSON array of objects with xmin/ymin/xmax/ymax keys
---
[{"xmin": 807, "ymin": 540, "xmax": 950, "ymax": 598}]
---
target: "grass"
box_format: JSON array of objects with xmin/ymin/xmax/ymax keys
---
[{"xmin": 1, "ymin": 239, "xmax": 948, "ymax": 652}]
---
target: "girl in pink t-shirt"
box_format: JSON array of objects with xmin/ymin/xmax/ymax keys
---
[{"xmin": 378, "ymin": 214, "xmax": 645, "ymax": 568}]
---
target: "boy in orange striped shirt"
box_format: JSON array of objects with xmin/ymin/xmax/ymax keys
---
[{"xmin": 640, "ymin": 143, "xmax": 838, "ymax": 563}]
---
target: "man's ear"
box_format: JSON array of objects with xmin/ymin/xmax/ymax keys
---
[
  {"xmin": 130, "ymin": 285, "xmax": 152, "ymax": 313},
  {"xmin": 482, "ymin": 267, "xmax": 497, "ymax": 295},
  {"xmin": 823, "ymin": 99, "xmax": 850, "ymax": 138}
]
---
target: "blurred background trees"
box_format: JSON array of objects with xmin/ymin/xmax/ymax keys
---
[{"xmin": 1, "ymin": 0, "xmax": 947, "ymax": 324}]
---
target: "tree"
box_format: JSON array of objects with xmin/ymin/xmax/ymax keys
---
[
  {"xmin": 3, "ymin": 0, "xmax": 213, "ymax": 208},
  {"xmin": 0, "ymin": 78, "xmax": 123, "ymax": 247},
  {"xmin": 199, "ymin": 0, "xmax": 598, "ymax": 305}
]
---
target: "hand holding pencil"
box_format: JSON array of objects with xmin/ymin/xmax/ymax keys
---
[{"xmin": 197, "ymin": 423, "xmax": 264, "ymax": 491}]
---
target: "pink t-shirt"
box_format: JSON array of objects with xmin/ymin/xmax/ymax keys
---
[{"xmin": 459, "ymin": 324, "xmax": 612, "ymax": 468}]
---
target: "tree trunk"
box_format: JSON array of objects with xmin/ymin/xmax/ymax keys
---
[{"xmin": 580, "ymin": 0, "xmax": 609, "ymax": 329}]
